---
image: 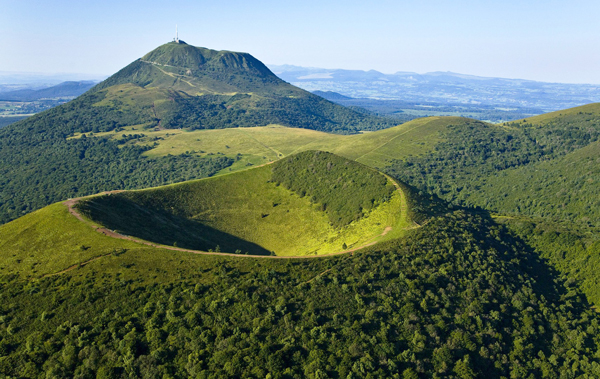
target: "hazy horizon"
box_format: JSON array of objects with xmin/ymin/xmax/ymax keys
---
[{"xmin": 2, "ymin": 0, "xmax": 600, "ymax": 84}]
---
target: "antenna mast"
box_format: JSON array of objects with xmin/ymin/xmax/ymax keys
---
[{"xmin": 174, "ymin": 24, "xmax": 179, "ymax": 43}]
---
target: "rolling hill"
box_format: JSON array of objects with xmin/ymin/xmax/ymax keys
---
[
  {"xmin": 271, "ymin": 63, "xmax": 600, "ymax": 111},
  {"xmin": 386, "ymin": 103, "xmax": 600, "ymax": 228},
  {"xmin": 70, "ymin": 115, "xmax": 454, "ymax": 173},
  {"xmin": 381, "ymin": 102, "xmax": 600, "ymax": 312},
  {"xmin": 0, "ymin": 151, "xmax": 410, "ymax": 276},
  {"xmin": 0, "ymin": 81, "xmax": 97, "ymax": 101}
]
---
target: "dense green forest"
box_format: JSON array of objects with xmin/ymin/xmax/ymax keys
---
[
  {"xmin": 383, "ymin": 106, "xmax": 600, "ymax": 312},
  {"xmin": 271, "ymin": 151, "xmax": 396, "ymax": 228},
  {"xmin": 503, "ymin": 218, "xmax": 600, "ymax": 305},
  {"xmin": 0, "ymin": 97, "xmax": 233, "ymax": 224},
  {"xmin": 2, "ymin": 210, "xmax": 600, "ymax": 378},
  {"xmin": 158, "ymin": 94, "xmax": 396, "ymax": 133}
]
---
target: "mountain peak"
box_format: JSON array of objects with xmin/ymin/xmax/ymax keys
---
[
  {"xmin": 94, "ymin": 42, "xmax": 281, "ymax": 94},
  {"xmin": 140, "ymin": 42, "xmax": 274, "ymax": 78}
]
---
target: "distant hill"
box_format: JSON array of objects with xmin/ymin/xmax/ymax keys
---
[
  {"xmin": 312, "ymin": 90, "xmax": 353, "ymax": 101},
  {"xmin": 0, "ymin": 70, "xmax": 105, "ymax": 87},
  {"xmin": 0, "ymin": 81, "xmax": 97, "ymax": 101}
]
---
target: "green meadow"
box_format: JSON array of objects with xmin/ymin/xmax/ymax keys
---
[
  {"xmin": 70, "ymin": 116, "xmax": 464, "ymax": 175},
  {"xmin": 0, "ymin": 203, "xmax": 143, "ymax": 279}
]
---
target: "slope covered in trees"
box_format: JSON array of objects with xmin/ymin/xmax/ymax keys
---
[
  {"xmin": 1, "ymin": 210, "xmax": 600, "ymax": 377},
  {"xmin": 383, "ymin": 103, "xmax": 600, "ymax": 310}
]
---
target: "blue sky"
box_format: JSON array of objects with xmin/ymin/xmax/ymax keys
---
[{"xmin": 1, "ymin": 0, "xmax": 599, "ymax": 83}]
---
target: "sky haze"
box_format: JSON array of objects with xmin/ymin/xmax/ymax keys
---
[{"xmin": 1, "ymin": 0, "xmax": 599, "ymax": 84}]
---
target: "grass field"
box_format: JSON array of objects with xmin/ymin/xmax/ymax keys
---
[
  {"xmin": 0, "ymin": 203, "xmax": 144, "ymax": 279},
  {"xmin": 70, "ymin": 116, "xmax": 469, "ymax": 175},
  {"xmin": 76, "ymin": 162, "xmax": 412, "ymax": 257},
  {"xmin": 0, "ymin": 201, "xmax": 264, "ymax": 281}
]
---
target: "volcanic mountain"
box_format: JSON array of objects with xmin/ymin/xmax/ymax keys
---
[{"xmin": 83, "ymin": 41, "xmax": 393, "ymax": 133}]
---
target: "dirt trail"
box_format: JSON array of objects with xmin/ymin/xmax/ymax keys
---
[
  {"xmin": 142, "ymin": 60, "xmax": 198, "ymax": 88},
  {"xmin": 300, "ymin": 268, "xmax": 334, "ymax": 286},
  {"xmin": 43, "ymin": 254, "xmax": 112, "ymax": 277},
  {"xmin": 63, "ymin": 175, "xmax": 422, "ymax": 261}
]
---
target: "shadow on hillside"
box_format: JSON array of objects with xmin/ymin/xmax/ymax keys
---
[
  {"xmin": 76, "ymin": 195, "xmax": 272, "ymax": 256},
  {"xmin": 474, "ymin": 210, "xmax": 570, "ymax": 301},
  {"xmin": 388, "ymin": 173, "xmax": 596, "ymax": 329},
  {"xmin": 417, "ymin": 188, "xmax": 598, "ymax": 351}
]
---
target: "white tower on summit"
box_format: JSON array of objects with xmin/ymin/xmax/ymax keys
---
[{"xmin": 174, "ymin": 25, "xmax": 180, "ymax": 43}]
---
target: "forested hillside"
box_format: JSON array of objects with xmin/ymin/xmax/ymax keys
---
[
  {"xmin": 0, "ymin": 102, "xmax": 233, "ymax": 224},
  {"xmin": 1, "ymin": 210, "xmax": 600, "ymax": 378},
  {"xmin": 385, "ymin": 105, "xmax": 600, "ymax": 228},
  {"xmin": 383, "ymin": 103, "xmax": 600, "ymax": 311}
]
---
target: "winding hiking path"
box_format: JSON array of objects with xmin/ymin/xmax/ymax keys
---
[
  {"xmin": 62, "ymin": 176, "xmax": 420, "ymax": 263},
  {"xmin": 43, "ymin": 254, "xmax": 112, "ymax": 277}
]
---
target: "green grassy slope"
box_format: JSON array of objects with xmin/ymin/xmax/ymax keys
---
[
  {"xmin": 94, "ymin": 42, "xmax": 285, "ymax": 96},
  {"xmin": 71, "ymin": 115, "xmax": 452, "ymax": 174},
  {"xmin": 271, "ymin": 151, "xmax": 396, "ymax": 227},
  {"xmin": 75, "ymin": 152, "xmax": 410, "ymax": 256},
  {"xmin": 516, "ymin": 101, "xmax": 600, "ymax": 125},
  {"xmin": 0, "ymin": 203, "xmax": 143, "ymax": 279}
]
